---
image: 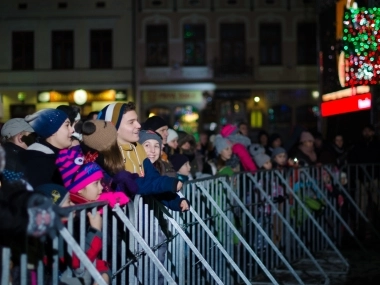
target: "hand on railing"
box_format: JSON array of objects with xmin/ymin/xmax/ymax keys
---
[
  {"xmin": 180, "ymin": 199, "xmax": 190, "ymax": 212},
  {"xmin": 98, "ymin": 192, "xmax": 130, "ymax": 208},
  {"xmin": 87, "ymin": 211, "xmax": 102, "ymax": 231}
]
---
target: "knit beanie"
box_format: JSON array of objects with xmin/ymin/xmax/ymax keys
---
[
  {"xmin": 142, "ymin": 116, "xmax": 167, "ymax": 131},
  {"xmin": 97, "ymin": 103, "xmax": 130, "ymax": 130},
  {"xmin": 214, "ymin": 134, "xmax": 231, "ymax": 155},
  {"xmin": 138, "ymin": 129, "xmax": 162, "ymax": 149},
  {"xmin": 81, "ymin": 120, "xmax": 117, "ymax": 151},
  {"xmin": 56, "ymin": 145, "xmax": 103, "ymax": 193},
  {"xmin": 249, "ymin": 143, "xmax": 265, "ymax": 157},
  {"xmin": 220, "ymin": 124, "xmax": 238, "ymax": 138},
  {"xmin": 300, "ymin": 131, "xmax": 315, "ymax": 143},
  {"xmin": 167, "ymin": 128, "xmax": 178, "ymax": 143},
  {"xmin": 25, "ymin": 109, "xmax": 68, "ymax": 138},
  {"xmin": 169, "ymin": 154, "xmax": 189, "ymax": 172},
  {"xmin": 254, "ymin": 153, "xmax": 271, "ymax": 168},
  {"xmin": 271, "ymin": 147, "xmax": 287, "ymax": 159},
  {"xmin": 35, "ymin": 183, "xmax": 69, "ymax": 206}
]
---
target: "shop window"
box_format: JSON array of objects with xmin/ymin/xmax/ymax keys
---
[
  {"xmin": 174, "ymin": 105, "xmax": 199, "ymax": 135},
  {"xmin": 147, "ymin": 106, "xmax": 171, "ymax": 126},
  {"xmin": 146, "ymin": 25, "xmax": 168, "ymax": 67},
  {"xmin": 183, "ymin": 24, "xmax": 206, "ymax": 66},
  {"xmin": 259, "ymin": 23, "xmax": 282, "ymax": 65},
  {"xmin": 90, "ymin": 29, "xmax": 112, "ymax": 69},
  {"xmin": 219, "ymin": 100, "xmax": 246, "ymax": 125},
  {"xmin": 267, "ymin": 104, "xmax": 292, "ymax": 142},
  {"xmin": 12, "ymin": 31, "xmax": 34, "ymax": 70},
  {"xmin": 52, "ymin": 31, "xmax": 74, "ymax": 69},
  {"xmin": 10, "ymin": 104, "xmax": 36, "ymax": 118},
  {"xmin": 297, "ymin": 22, "xmax": 317, "ymax": 65},
  {"xmin": 220, "ymin": 23, "xmax": 245, "ymax": 67},
  {"xmin": 268, "ymin": 104, "xmax": 292, "ymax": 123}
]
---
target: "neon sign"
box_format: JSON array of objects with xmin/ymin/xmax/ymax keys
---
[{"xmin": 321, "ymin": 93, "xmax": 372, "ymax": 117}]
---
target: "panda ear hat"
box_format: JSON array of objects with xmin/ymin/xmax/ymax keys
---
[{"xmin": 249, "ymin": 143, "xmax": 265, "ymax": 158}]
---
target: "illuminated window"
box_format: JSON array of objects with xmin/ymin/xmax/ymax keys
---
[
  {"xmin": 219, "ymin": 100, "xmax": 246, "ymax": 125},
  {"xmin": 250, "ymin": 111, "xmax": 263, "ymax": 128}
]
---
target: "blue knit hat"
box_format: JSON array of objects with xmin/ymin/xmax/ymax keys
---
[{"xmin": 25, "ymin": 109, "xmax": 68, "ymax": 138}]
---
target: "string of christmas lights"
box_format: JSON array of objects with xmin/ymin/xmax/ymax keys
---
[{"xmin": 343, "ymin": 7, "xmax": 380, "ymax": 86}]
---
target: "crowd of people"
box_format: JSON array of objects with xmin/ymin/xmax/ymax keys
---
[{"xmin": 0, "ymin": 102, "xmax": 379, "ymax": 284}]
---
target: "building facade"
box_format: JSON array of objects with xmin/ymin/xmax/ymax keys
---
[
  {"xmin": 0, "ymin": 0, "xmax": 133, "ymax": 119},
  {"xmin": 0, "ymin": 0, "xmax": 319, "ymax": 142},
  {"xmin": 136, "ymin": 0, "xmax": 319, "ymax": 140}
]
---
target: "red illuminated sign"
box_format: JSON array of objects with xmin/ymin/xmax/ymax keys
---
[{"xmin": 321, "ymin": 93, "xmax": 372, "ymax": 117}]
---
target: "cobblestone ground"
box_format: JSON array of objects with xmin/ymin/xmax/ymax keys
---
[{"xmin": 338, "ymin": 239, "xmax": 380, "ymax": 285}]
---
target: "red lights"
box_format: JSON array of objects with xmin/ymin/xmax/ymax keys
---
[{"xmin": 321, "ymin": 93, "xmax": 372, "ymax": 117}]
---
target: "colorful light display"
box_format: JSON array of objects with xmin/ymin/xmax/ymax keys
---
[{"xmin": 342, "ymin": 7, "xmax": 380, "ymax": 87}]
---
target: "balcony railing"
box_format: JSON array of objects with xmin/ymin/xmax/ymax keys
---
[{"xmin": 213, "ymin": 57, "xmax": 254, "ymax": 79}]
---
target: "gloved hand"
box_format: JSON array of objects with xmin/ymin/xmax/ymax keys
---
[
  {"xmin": 27, "ymin": 193, "xmax": 67, "ymax": 240},
  {"xmin": 98, "ymin": 192, "xmax": 130, "ymax": 208},
  {"xmin": 113, "ymin": 170, "xmax": 139, "ymax": 196}
]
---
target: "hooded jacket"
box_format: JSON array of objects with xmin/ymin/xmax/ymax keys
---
[{"xmin": 119, "ymin": 142, "xmax": 147, "ymax": 176}]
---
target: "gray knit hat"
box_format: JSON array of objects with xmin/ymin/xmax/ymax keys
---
[
  {"xmin": 271, "ymin": 147, "xmax": 286, "ymax": 159},
  {"xmin": 254, "ymin": 153, "xmax": 271, "ymax": 168},
  {"xmin": 138, "ymin": 130, "xmax": 162, "ymax": 149},
  {"xmin": 214, "ymin": 134, "xmax": 231, "ymax": 155}
]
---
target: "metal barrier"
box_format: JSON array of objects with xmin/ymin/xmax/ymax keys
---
[
  {"xmin": 2, "ymin": 164, "xmax": 380, "ymax": 285},
  {"xmin": 340, "ymin": 164, "xmax": 380, "ymax": 241},
  {"xmin": 124, "ymin": 194, "xmax": 223, "ymax": 285},
  {"xmin": 1, "ymin": 201, "xmax": 109, "ymax": 285}
]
